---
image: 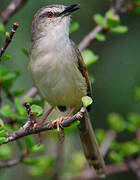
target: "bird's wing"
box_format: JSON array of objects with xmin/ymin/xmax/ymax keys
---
[{"xmin": 71, "ymin": 40, "xmax": 92, "ymax": 103}]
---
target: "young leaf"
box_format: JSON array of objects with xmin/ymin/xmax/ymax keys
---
[
  {"xmin": 22, "ymin": 48, "xmax": 29, "ymax": 57},
  {"xmin": 0, "ymin": 119, "xmax": 5, "ymax": 131},
  {"xmin": 14, "ymin": 98, "xmax": 27, "ymax": 116},
  {"xmin": 82, "ymin": 49, "xmax": 99, "ymax": 67},
  {"xmin": 25, "ymin": 136, "xmax": 36, "ymax": 152},
  {"xmin": 31, "ymin": 105, "xmax": 43, "ymax": 117},
  {"xmin": 32, "ymin": 144, "xmax": 45, "ymax": 153},
  {"xmin": 95, "ymin": 33, "xmax": 106, "ymax": 42},
  {"xmin": 109, "ymin": 26, "xmax": 128, "ymax": 34},
  {"xmin": 0, "ymin": 137, "xmax": 7, "ymax": 145},
  {"xmin": 5, "ymin": 32, "xmax": 10, "ymax": 37},
  {"xmin": 0, "ymin": 130, "xmax": 7, "ymax": 137},
  {"xmin": 95, "ymin": 129, "xmax": 106, "ymax": 144},
  {"xmin": 0, "ymin": 105, "xmax": 15, "ymax": 119},
  {"xmin": 12, "ymin": 89, "xmax": 25, "ymax": 96},
  {"xmin": 0, "ymin": 145, "xmax": 12, "ymax": 160},
  {"xmin": 94, "ymin": 14, "xmax": 108, "ymax": 28},
  {"xmin": 135, "ymin": 86, "xmax": 140, "ymax": 101},
  {"xmin": 82, "ymin": 96, "xmax": 93, "ymax": 108},
  {"xmin": 106, "ymin": 10, "xmax": 120, "ymax": 27},
  {"xmin": 0, "ymin": 55, "xmax": 11, "ymax": 61},
  {"xmin": 0, "ymin": 23, "xmax": 5, "ymax": 34},
  {"xmin": 133, "ymin": 7, "xmax": 140, "ymax": 14},
  {"xmin": 120, "ymin": 140, "xmax": 140, "ymax": 155},
  {"xmin": 109, "ymin": 151, "xmax": 124, "ymax": 163},
  {"xmin": 70, "ymin": 22, "xmax": 79, "ymax": 33},
  {"xmin": 107, "ymin": 113, "xmax": 127, "ymax": 132}
]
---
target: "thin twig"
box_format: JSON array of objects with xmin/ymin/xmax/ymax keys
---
[
  {"xmin": 0, "ymin": 22, "xmax": 19, "ymax": 58},
  {"xmin": 20, "ymin": 87, "xmax": 38, "ymax": 103},
  {"xmin": 0, "ymin": 0, "xmax": 28, "ymax": 25},
  {"xmin": 126, "ymin": 156, "xmax": 140, "ymax": 179},
  {"xmin": 2, "ymin": 107, "xmax": 86, "ymax": 145},
  {"xmin": 100, "ymin": 130, "xmax": 116, "ymax": 157},
  {"xmin": 0, "ymin": 150, "xmax": 29, "ymax": 168}
]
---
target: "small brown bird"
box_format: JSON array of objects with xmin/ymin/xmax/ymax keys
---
[{"xmin": 29, "ymin": 4, "xmax": 106, "ymax": 176}]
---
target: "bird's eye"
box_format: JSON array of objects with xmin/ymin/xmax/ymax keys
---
[{"xmin": 46, "ymin": 11, "xmax": 55, "ymax": 18}]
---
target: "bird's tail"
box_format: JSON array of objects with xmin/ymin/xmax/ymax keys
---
[{"xmin": 77, "ymin": 110, "xmax": 106, "ymax": 176}]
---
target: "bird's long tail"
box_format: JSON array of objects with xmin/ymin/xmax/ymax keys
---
[{"xmin": 77, "ymin": 110, "xmax": 106, "ymax": 176}]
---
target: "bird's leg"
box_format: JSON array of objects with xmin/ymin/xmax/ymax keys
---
[
  {"xmin": 51, "ymin": 106, "xmax": 76, "ymax": 131},
  {"xmin": 34, "ymin": 107, "xmax": 54, "ymax": 128}
]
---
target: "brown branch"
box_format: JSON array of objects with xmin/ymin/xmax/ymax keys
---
[
  {"xmin": 2, "ymin": 107, "xmax": 86, "ymax": 145},
  {"xmin": 0, "ymin": 150, "xmax": 29, "ymax": 168},
  {"xmin": 100, "ymin": 130, "xmax": 116, "ymax": 157},
  {"xmin": 126, "ymin": 157, "xmax": 140, "ymax": 179},
  {"xmin": 0, "ymin": 0, "xmax": 28, "ymax": 25},
  {"xmin": 72, "ymin": 157, "xmax": 140, "ymax": 180},
  {"xmin": 0, "ymin": 22, "xmax": 19, "ymax": 58}
]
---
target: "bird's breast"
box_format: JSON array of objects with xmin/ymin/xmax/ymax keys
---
[{"xmin": 29, "ymin": 42, "xmax": 87, "ymax": 109}]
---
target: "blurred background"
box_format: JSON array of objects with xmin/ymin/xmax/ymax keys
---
[{"xmin": 0, "ymin": 0, "xmax": 140, "ymax": 180}]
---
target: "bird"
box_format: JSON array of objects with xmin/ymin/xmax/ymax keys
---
[{"xmin": 29, "ymin": 4, "xmax": 106, "ymax": 176}]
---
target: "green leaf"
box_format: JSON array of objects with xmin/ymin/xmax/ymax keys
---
[
  {"xmin": 95, "ymin": 129, "xmax": 106, "ymax": 144},
  {"xmin": 2, "ymin": 71, "xmax": 20, "ymax": 92},
  {"xmin": 12, "ymin": 89, "xmax": 25, "ymax": 96},
  {"xmin": 106, "ymin": 10, "xmax": 120, "ymax": 27},
  {"xmin": 133, "ymin": 7, "xmax": 140, "ymax": 14},
  {"xmin": 94, "ymin": 14, "xmax": 108, "ymax": 28},
  {"xmin": 0, "ymin": 55, "xmax": 11, "ymax": 61},
  {"xmin": 82, "ymin": 96, "xmax": 93, "ymax": 108},
  {"xmin": 25, "ymin": 136, "xmax": 36, "ymax": 152},
  {"xmin": 0, "ymin": 130, "xmax": 7, "ymax": 137},
  {"xmin": 135, "ymin": 87, "xmax": 140, "ymax": 101},
  {"xmin": 0, "ymin": 119, "xmax": 5, "ymax": 131},
  {"xmin": 0, "ymin": 137, "xmax": 7, "ymax": 145},
  {"xmin": 23, "ymin": 157, "xmax": 38, "ymax": 165},
  {"xmin": 22, "ymin": 48, "xmax": 29, "ymax": 57},
  {"xmin": 31, "ymin": 105, "xmax": 43, "ymax": 117},
  {"xmin": 32, "ymin": 144, "xmax": 45, "ymax": 153},
  {"xmin": 128, "ymin": 113, "xmax": 140, "ymax": 126},
  {"xmin": 70, "ymin": 22, "xmax": 79, "ymax": 33},
  {"xmin": 120, "ymin": 140, "xmax": 140, "ymax": 155},
  {"xmin": 127, "ymin": 113, "xmax": 140, "ymax": 132},
  {"xmin": 82, "ymin": 50, "xmax": 99, "ymax": 67},
  {"xmin": 109, "ymin": 25, "xmax": 128, "ymax": 34},
  {"xmin": 108, "ymin": 151, "xmax": 124, "ymax": 163},
  {"xmin": 107, "ymin": 113, "xmax": 127, "ymax": 132},
  {"xmin": 0, "ymin": 23, "xmax": 5, "ymax": 34},
  {"xmin": 95, "ymin": 33, "xmax": 106, "ymax": 42},
  {"xmin": 0, "ymin": 105, "xmax": 15, "ymax": 119},
  {"xmin": 14, "ymin": 98, "xmax": 27, "ymax": 116},
  {"xmin": 29, "ymin": 166, "xmax": 45, "ymax": 177},
  {"xmin": 5, "ymin": 32, "xmax": 10, "ymax": 37},
  {"xmin": 0, "ymin": 145, "xmax": 12, "ymax": 160}
]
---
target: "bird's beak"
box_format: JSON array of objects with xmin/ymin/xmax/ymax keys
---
[{"xmin": 59, "ymin": 4, "xmax": 80, "ymax": 16}]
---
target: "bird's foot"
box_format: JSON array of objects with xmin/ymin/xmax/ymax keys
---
[
  {"xmin": 51, "ymin": 117, "xmax": 64, "ymax": 131},
  {"xmin": 51, "ymin": 117, "xmax": 65, "ymax": 142}
]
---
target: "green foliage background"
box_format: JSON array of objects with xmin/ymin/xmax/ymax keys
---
[{"xmin": 0, "ymin": 0, "xmax": 140, "ymax": 180}]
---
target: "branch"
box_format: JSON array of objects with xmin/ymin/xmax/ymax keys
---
[
  {"xmin": 72, "ymin": 157, "xmax": 140, "ymax": 180},
  {"xmin": 0, "ymin": 150, "xmax": 29, "ymax": 168},
  {"xmin": 3, "ymin": 107, "xmax": 86, "ymax": 145},
  {"xmin": 0, "ymin": 22, "xmax": 19, "ymax": 58},
  {"xmin": 99, "ymin": 130, "xmax": 116, "ymax": 157},
  {"xmin": 0, "ymin": 0, "xmax": 28, "ymax": 25}
]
